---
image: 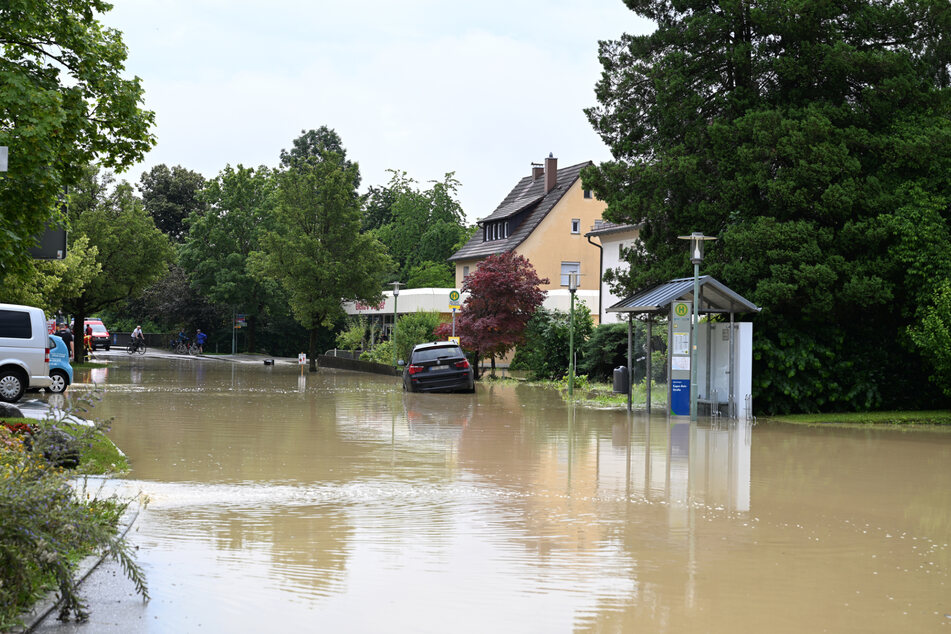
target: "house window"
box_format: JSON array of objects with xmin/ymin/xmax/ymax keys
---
[
  {"xmin": 583, "ymin": 189, "xmax": 592, "ymax": 199},
  {"xmin": 571, "ymin": 219, "xmax": 580, "ymax": 234},
  {"xmin": 560, "ymin": 262, "xmax": 581, "ymax": 287},
  {"xmin": 463, "ymin": 265, "xmax": 469, "ymax": 279},
  {"xmin": 504, "ymin": 221, "xmax": 509, "ymax": 238}
]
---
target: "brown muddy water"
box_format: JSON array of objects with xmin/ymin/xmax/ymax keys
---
[{"xmin": 56, "ymin": 356, "xmax": 951, "ymax": 632}]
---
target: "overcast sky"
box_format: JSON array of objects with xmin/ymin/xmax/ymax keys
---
[{"xmin": 105, "ymin": 1, "xmax": 653, "ymax": 223}]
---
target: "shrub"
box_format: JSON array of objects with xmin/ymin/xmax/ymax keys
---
[
  {"xmin": 393, "ymin": 310, "xmax": 443, "ymax": 364},
  {"xmin": 577, "ymin": 320, "xmax": 668, "ymax": 384},
  {"xmin": 511, "ymin": 303, "xmax": 594, "ymax": 380},
  {"xmin": 360, "ymin": 339, "xmax": 394, "ymax": 365},
  {"xmin": 0, "ymin": 396, "xmax": 147, "ymax": 627}
]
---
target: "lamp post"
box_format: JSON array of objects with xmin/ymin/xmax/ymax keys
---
[
  {"xmin": 390, "ymin": 281, "xmax": 402, "ymax": 367},
  {"xmin": 677, "ymin": 232, "xmax": 716, "ymax": 421},
  {"xmin": 567, "ymin": 271, "xmax": 579, "ymax": 399}
]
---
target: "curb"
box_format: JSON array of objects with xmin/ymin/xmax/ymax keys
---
[{"xmin": 14, "ymin": 503, "xmax": 141, "ymax": 633}]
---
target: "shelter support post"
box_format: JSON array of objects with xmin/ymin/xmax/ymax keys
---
[
  {"xmin": 646, "ymin": 318, "xmax": 652, "ymax": 415},
  {"xmin": 729, "ymin": 310, "xmax": 736, "ymax": 419},
  {"xmin": 627, "ymin": 313, "xmax": 633, "ymax": 413}
]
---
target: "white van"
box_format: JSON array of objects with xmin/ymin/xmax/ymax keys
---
[{"xmin": 0, "ymin": 303, "xmax": 53, "ymax": 402}]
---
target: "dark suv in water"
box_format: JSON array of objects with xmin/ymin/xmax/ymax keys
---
[{"xmin": 401, "ymin": 342, "xmax": 474, "ymax": 393}]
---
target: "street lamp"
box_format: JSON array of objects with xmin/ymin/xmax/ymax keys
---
[
  {"xmin": 390, "ymin": 281, "xmax": 402, "ymax": 366},
  {"xmin": 568, "ymin": 271, "xmax": 579, "ymax": 399},
  {"xmin": 677, "ymin": 232, "xmax": 716, "ymax": 421}
]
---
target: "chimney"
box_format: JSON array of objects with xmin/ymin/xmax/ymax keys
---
[
  {"xmin": 531, "ymin": 163, "xmax": 544, "ymax": 180},
  {"xmin": 544, "ymin": 153, "xmax": 557, "ymax": 193}
]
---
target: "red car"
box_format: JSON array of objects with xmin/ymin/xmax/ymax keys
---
[{"xmin": 74, "ymin": 318, "xmax": 111, "ymax": 351}]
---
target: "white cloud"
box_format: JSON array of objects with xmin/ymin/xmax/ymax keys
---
[{"xmin": 106, "ymin": 1, "xmax": 653, "ymax": 221}]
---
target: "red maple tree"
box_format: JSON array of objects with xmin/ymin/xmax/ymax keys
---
[{"xmin": 435, "ymin": 252, "xmax": 548, "ymax": 377}]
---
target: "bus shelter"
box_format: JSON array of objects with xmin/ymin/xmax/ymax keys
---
[{"xmin": 607, "ymin": 276, "xmax": 760, "ymax": 418}]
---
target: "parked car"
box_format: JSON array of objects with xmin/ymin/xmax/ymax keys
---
[
  {"xmin": 47, "ymin": 334, "xmax": 73, "ymax": 393},
  {"xmin": 0, "ymin": 303, "xmax": 53, "ymax": 402},
  {"xmin": 400, "ymin": 342, "xmax": 475, "ymax": 393}
]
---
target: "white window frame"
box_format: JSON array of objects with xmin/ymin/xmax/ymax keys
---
[
  {"xmin": 560, "ymin": 261, "xmax": 581, "ymax": 287},
  {"xmin": 571, "ymin": 219, "xmax": 580, "ymax": 234}
]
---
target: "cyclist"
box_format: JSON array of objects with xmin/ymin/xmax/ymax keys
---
[
  {"xmin": 195, "ymin": 329, "xmax": 207, "ymax": 354},
  {"xmin": 131, "ymin": 325, "xmax": 145, "ymax": 352}
]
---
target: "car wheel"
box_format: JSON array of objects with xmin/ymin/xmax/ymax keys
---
[
  {"xmin": 104, "ymin": 345, "xmax": 110, "ymax": 351},
  {"xmin": 0, "ymin": 369, "xmax": 26, "ymax": 403},
  {"xmin": 49, "ymin": 370, "xmax": 69, "ymax": 394}
]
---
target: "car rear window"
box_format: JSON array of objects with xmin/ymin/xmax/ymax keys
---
[
  {"xmin": 0, "ymin": 309, "xmax": 32, "ymax": 339},
  {"xmin": 412, "ymin": 346, "xmax": 464, "ymax": 363}
]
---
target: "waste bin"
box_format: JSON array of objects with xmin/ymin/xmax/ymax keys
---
[{"xmin": 613, "ymin": 366, "xmax": 629, "ymax": 394}]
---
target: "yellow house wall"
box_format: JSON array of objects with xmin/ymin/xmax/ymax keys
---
[
  {"xmin": 453, "ymin": 179, "xmax": 606, "ymax": 292},
  {"xmin": 515, "ymin": 179, "xmax": 606, "ymax": 292}
]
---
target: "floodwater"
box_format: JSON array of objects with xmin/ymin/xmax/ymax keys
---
[{"xmin": 54, "ymin": 357, "xmax": 951, "ymax": 631}]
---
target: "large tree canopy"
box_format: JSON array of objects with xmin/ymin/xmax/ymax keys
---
[
  {"xmin": 62, "ymin": 168, "xmax": 173, "ymax": 361},
  {"xmin": 179, "ymin": 164, "xmax": 280, "ymax": 352},
  {"xmin": 139, "ymin": 164, "xmax": 207, "ymax": 241},
  {"xmin": 584, "ymin": 0, "xmax": 951, "ymax": 413},
  {"xmin": 372, "ymin": 170, "xmax": 470, "ymax": 287},
  {"xmin": 0, "ymin": 0, "xmax": 154, "ymax": 271},
  {"xmin": 251, "ymin": 130, "xmax": 391, "ymax": 370}
]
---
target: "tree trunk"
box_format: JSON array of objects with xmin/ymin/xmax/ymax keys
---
[
  {"xmin": 308, "ymin": 328, "xmax": 318, "ymax": 372},
  {"xmin": 490, "ymin": 354, "xmax": 496, "ymax": 378},
  {"xmin": 73, "ymin": 310, "xmax": 86, "ymax": 364}
]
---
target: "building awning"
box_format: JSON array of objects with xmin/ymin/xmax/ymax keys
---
[{"xmin": 607, "ymin": 276, "xmax": 760, "ymax": 316}]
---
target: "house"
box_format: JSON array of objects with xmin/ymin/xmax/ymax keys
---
[
  {"xmin": 584, "ymin": 219, "xmax": 642, "ymax": 324},
  {"xmin": 448, "ymin": 154, "xmax": 606, "ymax": 316}
]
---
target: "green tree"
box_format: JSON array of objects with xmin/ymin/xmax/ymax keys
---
[
  {"xmin": 373, "ymin": 171, "xmax": 469, "ymax": 286},
  {"xmin": 0, "ymin": 0, "xmax": 154, "ymax": 271},
  {"xmin": 512, "ymin": 303, "xmax": 594, "ymax": 381},
  {"xmin": 584, "ymin": 0, "xmax": 951, "ymax": 413},
  {"xmin": 179, "ymin": 164, "xmax": 280, "ymax": 352},
  {"xmin": 251, "ymin": 131, "xmax": 392, "ymax": 371},
  {"xmin": 62, "ymin": 169, "xmax": 173, "ymax": 362},
  {"xmin": 0, "ymin": 236, "xmax": 100, "ymax": 315},
  {"xmin": 139, "ymin": 164, "xmax": 206, "ymax": 241},
  {"xmin": 405, "ymin": 261, "xmax": 454, "ymax": 289},
  {"xmin": 394, "ymin": 310, "xmax": 443, "ymax": 364},
  {"xmin": 435, "ymin": 252, "xmax": 548, "ymax": 378},
  {"xmin": 909, "ymin": 280, "xmax": 951, "ymax": 398}
]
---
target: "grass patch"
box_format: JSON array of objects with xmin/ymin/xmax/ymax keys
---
[
  {"xmin": 768, "ymin": 410, "xmax": 951, "ymax": 426},
  {"xmin": 0, "ymin": 417, "xmax": 129, "ymax": 474},
  {"xmin": 480, "ymin": 375, "xmax": 668, "ymax": 409}
]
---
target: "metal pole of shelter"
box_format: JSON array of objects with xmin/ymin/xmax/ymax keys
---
[
  {"xmin": 690, "ymin": 260, "xmax": 699, "ymax": 421},
  {"xmin": 627, "ymin": 313, "xmax": 633, "ymax": 413},
  {"xmin": 646, "ymin": 318, "xmax": 652, "ymax": 415}
]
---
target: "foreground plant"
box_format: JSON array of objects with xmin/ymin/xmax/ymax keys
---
[{"xmin": 0, "ymin": 393, "xmax": 147, "ymax": 628}]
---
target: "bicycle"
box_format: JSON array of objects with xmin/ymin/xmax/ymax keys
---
[
  {"xmin": 126, "ymin": 339, "xmax": 146, "ymax": 355},
  {"xmin": 187, "ymin": 342, "xmax": 200, "ymax": 356}
]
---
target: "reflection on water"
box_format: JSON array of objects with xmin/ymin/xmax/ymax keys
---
[{"xmin": 58, "ymin": 356, "xmax": 951, "ymax": 632}]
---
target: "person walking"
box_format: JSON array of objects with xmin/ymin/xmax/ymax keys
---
[
  {"xmin": 195, "ymin": 329, "xmax": 207, "ymax": 354},
  {"xmin": 84, "ymin": 323, "xmax": 93, "ymax": 355},
  {"xmin": 58, "ymin": 326, "xmax": 74, "ymax": 361}
]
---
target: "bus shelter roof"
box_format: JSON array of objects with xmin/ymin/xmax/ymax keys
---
[{"xmin": 606, "ymin": 276, "xmax": 760, "ymax": 317}]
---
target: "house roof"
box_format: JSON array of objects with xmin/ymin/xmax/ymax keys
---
[
  {"xmin": 449, "ymin": 161, "xmax": 592, "ymax": 262},
  {"xmin": 607, "ymin": 276, "xmax": 761, "ymax": 315},
  {"xmin": 584, "ymin": 219, "xmax": 641, "ymax": 238}
]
